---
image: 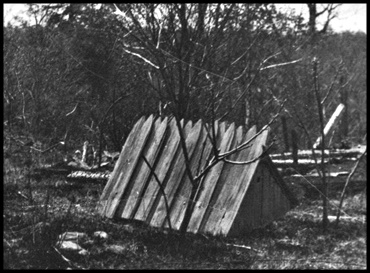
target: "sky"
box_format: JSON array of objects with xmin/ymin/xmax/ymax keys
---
[{"xmin": 3, "ymin": 3, "xmax": 367, "ymax": 33}]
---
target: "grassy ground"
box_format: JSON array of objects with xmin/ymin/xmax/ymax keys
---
[{"xmin": 3, "ymin": 156, "xmax": 367, "ymax": 269}]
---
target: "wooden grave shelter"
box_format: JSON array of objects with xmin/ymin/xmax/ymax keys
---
[{"xmin": 97, "ymin": 115, "xmax": 298, "ymax": 237}]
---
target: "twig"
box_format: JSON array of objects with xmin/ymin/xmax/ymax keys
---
[
  {"xmin": 260, "ymin": 58, "xmax": 302, "ymax": 71},
  {"xmin": 142, "ymin": 155, "xmax": 173, "ymax": 231},
  {"xmin": 193, "ymin": 103, "xmax": 283, "ymax": 182},
  {"xmin": 53, "ymin": 246, "xmax": 85, "ymax": 269},
  {"xmin": 226, "ymin": 243, "xmax": 260, "ymax": 253},
  {"xmin": 123, "ymin": 48, "xmax": 160, "ymax": 69},
  {"xmin": 222, "ymin": 143, "xmax": 272, "ymax": 165},
  {"xmin": 289, "ymin": 168, "xmax": 352, "ymax": 219},
  {"xmin": 220, "ymin": 101, "xmax": 284, "ymax": 158},
  {"xmin": 336, "ymin": 147, "xmax": 367, "ymax": 225},
  {"xmin": 65, "ymin": 102, "xmax": 80, "ymax": 117}
]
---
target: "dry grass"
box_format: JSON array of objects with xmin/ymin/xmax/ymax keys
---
[{"xmin": 3, "ymin": 152, "xmax": 367, "ymax": 269}]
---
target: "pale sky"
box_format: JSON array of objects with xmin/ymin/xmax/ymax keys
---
[
  {"xmin": 3, "ymin": 3, "xmax": 367, "ymax": 33},
  {"xmin": 276, "ymin": 4, "xmax": 366, "ymax": 33}
]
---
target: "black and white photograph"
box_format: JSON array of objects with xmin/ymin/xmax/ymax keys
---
[{"xmin": 4, "ymin": 3, "xmax": 366, "ymax": 269}]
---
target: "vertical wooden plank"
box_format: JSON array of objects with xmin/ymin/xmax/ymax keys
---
[
  {"xmin": 102, "ymin": 115, "xmax": 154, "ymax": 218},
  {"xmin": 271, "ymin": 173, "xmax": 277, "ymax": 219},
  {"xmin": 133, "ymin": 118, "xmax": 182, "ymax": 222},
  {"xmin": 228, "ymin": 166, "xmax": 261, "ymax": 236},
  {"xmin": 199, "ymin": 124, "xmax": 243, "ymax": 235},
  {"xmin": 218, "ymin": 121, "xmax": 226, "ymax": 145},
  {"xmin": 167, "ymin": 124, "xmax": 214, "ymax": 230},
  {"xmin": 261, "ymin": 167, "xmax": 272, "ymax": 226},
  {"xmin": 149, "ymin": 120, "xmax": 201, "ymax": 228},
  {"xmin": 98, "ymin": 116, "xmax": 146, "ymax": 215},
  {"xmin": 206, "ymin": 125, "xmax": 257, "ymax": 235},
  {"xmin": 218, "ymin": 128, "xmax": 269, "ymax": 235},
  {"xmin": 117, "ymin": 117, "xmax": 168, "ymax": 219},
  {"xmin": 186, "ymin": 123, "xmax": 236, "ymax": 233}
]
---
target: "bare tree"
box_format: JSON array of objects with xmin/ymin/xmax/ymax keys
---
[
  {"xmin": 307, "ymin": 4, "xmax": 341, "ymax": 35},
  {"xmin": 109, "ymin": 3, "xmax": 301, "ymax": 233}
]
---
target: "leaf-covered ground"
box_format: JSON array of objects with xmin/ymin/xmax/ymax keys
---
[{"xmin": 3, "ymin": 161, "xmax": 366, "ymax": 269}]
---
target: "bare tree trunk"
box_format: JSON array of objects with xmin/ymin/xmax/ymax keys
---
[
  {"xmin": 307, "ymin": 3, "xmax": 317, "ymax": 35},
  {"xmin": 281, "ymin": 115, "xmax": 289, "ymax": 152},
  {"xmin": 339, "ymin": 84, "xmax": 348, "ymax": 138},
  {"xmin": 312, "ymin": 57, "xmax": 329, "ymax": 231},
  {"xmin": 291, "ymin": 129, "xmax": 298, "ymax": 167}
]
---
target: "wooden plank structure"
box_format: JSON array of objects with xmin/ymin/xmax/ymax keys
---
[{"xmin": 98, "ymin": 115, "xmax": 298, "ymax": 237}]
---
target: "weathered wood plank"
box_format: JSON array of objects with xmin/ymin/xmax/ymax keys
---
[
  {"xmin": 261, "ymin": 167, "xmax": 271, "ymax": 226},
  {"xmin": 218, "ymin": 121, "xmax": 226, "ymax": 141},
  {"xmin": 219, "ymin": 128, "xmax": 268, "ymax": 235},
  {"xmin": 209, "ymin": 126, "xmax": 259, "ymax": 235},
  {"xmin": 227, "ymin": 164, "xmax": 261, "ymax": 236},
  {"xmin": 199, "ymin": 123, "xmax": 242, "ymax": 235},
  {"xmin": 187, "ymin": 123, "xmax": 236, "ymax": 234},
  {"xmin": 203, "ymin": 119, "xmax": 219, "ymax": 148},
  {"xmin": 102, "ymin": 115, "xmax": 154, "ymax": 218},
  {"xmin": 133, "ymin": 118, "xmax": 182, "ymax": 222},
  {"xmin": 117, "ymin": 117, "xmax": 168, "ymax": 219},
  {"xmin": 149, "ymin": 120, "xmax": 201, "ymax": 228},
  {"xmin": 167, "ymin": 124, "xmax": 214, "ymax": 230},
  {"xmin": 313, "ymin": 103, "xmax": 345, "ymax": 149},
  {"xmin": 240, "ymin": 169, "xmax": 262, "ymax": 234},
  {"xmin": 98, "ymin": 116, "xmax": 146, "ymax": 215}
]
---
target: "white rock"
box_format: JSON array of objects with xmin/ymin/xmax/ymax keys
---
[
  {"xmin": 78, "ymin": 249, "xmax": 89, "ymax": 256},
  {"xmin": 107, "ymin": 244, "xmax": 126, "ymax": 254},
  {"xmin": 58, "ymin": 232, "xmax": 87, "ymax": 242},
  {"xmin": 93, "ymin": 231, "xmax": 108, "ymax": 240},
  {"xmin": 58, "ymin": 240, "xmax": 84, "ymax": 251}
]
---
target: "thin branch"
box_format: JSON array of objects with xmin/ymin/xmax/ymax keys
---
[
  {"xmin": 98, "ymin": 93, "xmax": 132, "ymax": 127},
  {"xmin": 260, "ymin": 58, "xmax": 302, "ymax": 71},
  {"xmin": 230, "ymin": 35, "xmax": 259, "ymax": 65},
  {"xmin": 156, "ymin": 24, "xmax": 162, "ymax": 49},
  {"xmin": 223, "ymin": 143, "xmax": 273, "ymax": 165},
  {"xmin": 174, "ymin": 115, "xmax": 196, "ymax": 187},
  {"xmin": 218, "ymin": 75, "xmax": 257, "ymax": 120},
  {"xmin": 220, "ymin": 100, "xmax": 285, "ymax": 158},
  {"xmin": 65, "ymin": 102, "xmax": 79, "ymax": 117},
  {"xmin": 113, "ymin": 3, "xmax": 127, "ymax": 18},
  {"xmin": 142, "ymin": 155, "xmax": 173, "ymax": 231},
  {"xmin": 336, "ymin": 147, "xmax": 366, "ymax": 225},
  {"xmin": 123, "ymin": 48, "xmax": 159, "ymax": 69},
  {"xmin": 321, "ymin": 61, "xmax": 342, "ymax": 105},
  {"xmin": 194, "ymin": 101, "xmax": 284, "ymax": 182}
]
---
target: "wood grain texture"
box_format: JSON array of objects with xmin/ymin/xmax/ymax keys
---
[
  {"xmin": 167, "ymin": 124, "xmax": 214, "ymax": 230},
  {"xmin": 187, "ymin": 123, "xmax": 235, "ymax": 233},
  {"xmin": 149, "ymin": 120, "xmax": 200, "ymax": 227},
  {"xmin": 218, "ymin": 127, "xmax": 268, "ymax": 235},
  {"xmin": 118, "ymin": 117, "xmax": 168, "ymax": 219},
  {"xmin": 102, "ymin": 115, "xmax": 154, "ymax": 218},
  {"xmin": 98, "ymin": 116, "xmax": 146, "ymax": 215},
  {"xmin": 133, "ymin": 118, "xmax": 182, "ymax": 222}
]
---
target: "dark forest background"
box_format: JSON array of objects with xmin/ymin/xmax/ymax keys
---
[{"xmin": 4, "ymin": 4, "xmax": 366, "ymax": 156}]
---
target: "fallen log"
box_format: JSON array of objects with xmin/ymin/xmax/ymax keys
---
[
  {"xmin": 285, "ymin": 175, "xmax": 366, "ymax": 198},
  {"xmin": 270, "ymin": 145, "xmax": 366, "ymax": 160}
]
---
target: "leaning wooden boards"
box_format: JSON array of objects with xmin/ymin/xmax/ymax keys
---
[{"xmin": 98, "ymin": 115, "xmax": 295, "ymax": 236}]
